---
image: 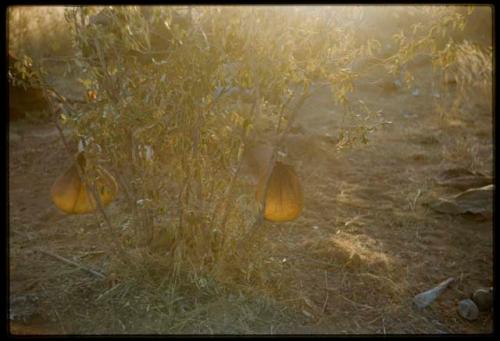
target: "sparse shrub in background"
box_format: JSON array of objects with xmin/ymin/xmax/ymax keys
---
[
  {"xmin": 8, "ymin": 52, "xmax": 54, "ymax": 122},
  {"xmin": 436, "ymin": 39, "xmax": 492, "ymax": 116},
  {"xmin": 8, "ymin": 6, "xmax": 73, "ymax": 59},
  {"xmin": 8, "ymin": 6, "xmax": 75, "ymax": 122},
  {"xmin": 9, "ymin": 5, "xmax": 485, "ymax": 296}
]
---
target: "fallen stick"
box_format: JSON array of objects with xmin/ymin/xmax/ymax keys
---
[
  {"xmin": 11, "ymin": 229, "xmax": 34, "ymax": 241},
  {"xmin": 95, "ymin": 283, "xmax": 122, "ymax": 302},
  {"xmin": 78, "ymin": 251, "xmax": 106, "ymax": 258},
  {"xmin": 340, "ymin": 295, "xmax": 376, "ymax": 311},
  {"xmin": 34, "ymin": 248, "xmax": 106, "ymax": 280}
]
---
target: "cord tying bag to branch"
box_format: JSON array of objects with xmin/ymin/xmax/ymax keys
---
[
  {"xmin": 51, "ymin": 152, "xmax": 118, "ymax": 214},
  {"xmin": 256, "ymin": 161, "xmax": 304, "ymax": 222}
]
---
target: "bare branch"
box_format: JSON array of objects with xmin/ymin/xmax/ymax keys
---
[{"xmin": 34, "ymin": 247, "xmax": 106, "ymax": 280}]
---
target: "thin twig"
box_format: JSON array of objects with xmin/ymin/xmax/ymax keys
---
[
  {"xmin": 34, "ymin": 248, "xmax": 106, "ymax": 280},
  {"xmin": 322, "ymin": 270, "xmax": 329, "ymax": 313},
  {"xmin": 178, "ymin": 86, "xmax": 231, "ymax": 233},
  {"xmin": 95, "ymin": 283, "xmax": 122, "ymax": 302},
  {"xmin": 340, "ymin": 294, "xmax": 375, "ymax": 311},
  {"xmin": 217, "ymin": 99, "xmax": 258, "ymax": 233},
  {"xmin": 412, "ymin": 189, "xmax": 422, "ymax": 211},
  {"xmin": 11, "ymin": 229, "xmax": 34, "ymax": 242},
  {"xmin": 322, "ymin": 292, "xmax": 329, "ymax": 314},
  {"xmin": 52, "ymin": 307, "xmax": 67, "ymax": 334},
  {"xmin": 92, "ymin": 35, "xmax": 119, "ymax": 104},
  {"xmin": 367, "ymin": 315, "xmax": 383, "ymax": 325},
  {"xmin": 78, "ymin": 251, "xmax": 106, "ymax": 258}
]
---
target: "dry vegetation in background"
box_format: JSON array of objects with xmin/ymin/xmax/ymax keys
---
[{"xmin": 8, "ymin": 5, "xmax": 493, "ymax": 335}]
